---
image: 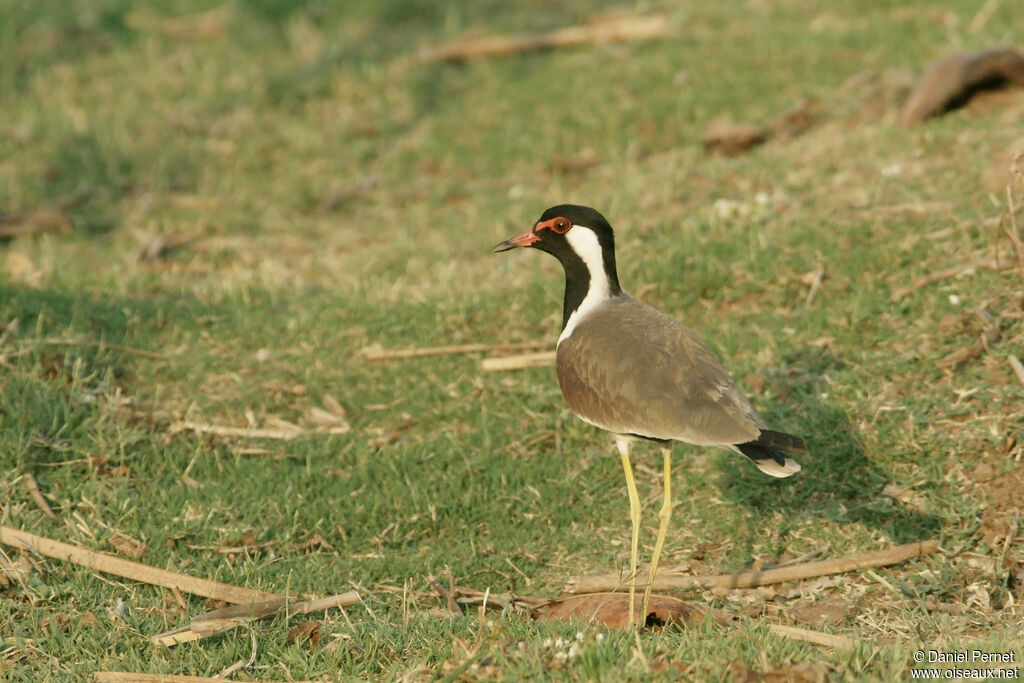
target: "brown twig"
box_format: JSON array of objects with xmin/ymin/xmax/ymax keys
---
[
  {"xmin": 418, "ymin": 14, "xmax": 668, "ymax": 63},
  {"xmin": 771, "ymin": 546, "xmax": 829, "ymax": 569},
  {"xmin": 0, "ymin": 526, "xmax": 279, "ymax": 605},
  {"xmin": 890, "ymin": 259, "xmax": 1014, "ymax": 302},
  {"xmin": 565, "ymin": 539, "xmax": 939, "ymax": 593},
  {"xmin": 450, "ymin": 584, "xmax": 547, "ymax": 611},
  {"xmin": 150, "ymin": 591, "xmax": 360, "ymax": 646},
  {"xmin": 360, "ymin": 340, "xmax": 549, "ymax": 361},
  {"xmin": 21, "ymin": 473, "xmax": 58, "ymax": 521},
  {"xmin": 428, "ymin": 575, "xmax": 461, "ymax": 616},
  {"xmin": 766, "ymin": 624, "xmax": 855, "ymax": 650},
  {"xmin": 481, "ymin": 350, "xmax": 556, "ymax": 371}
]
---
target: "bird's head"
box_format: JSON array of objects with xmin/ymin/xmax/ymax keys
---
[
  {"xmin": 492, "ymin": 204, "xmax": 615, "ymax": 260},
  {"xmin": 492, "ymin": 204, "xmax": 622, "ymax": 300}
]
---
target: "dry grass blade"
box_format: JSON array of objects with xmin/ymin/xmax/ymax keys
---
[
  {"xmin": 0, "ymin": 526, "xmax": 279, "ymax": 605},
  {"xmin": 21, "ymin": 473, "xmax": 58, "ymax": 521},
  {"xmin": 566, "ymin": 540, "xmax": 939, "ymax": 593},
  {"xmin": 151, "ymin": 592, "xmax": 360, "ymax": 647},
  {"xmin": 804, "ymin": 263, "xmax": 826, "ymax": 306},
  {"xmin": 889, "ymin": 259, "xmax": 1013, "ymax": 302},
  {"xmin": 217, "ymin": 627, "xmax": 257, "ymax": 678}
]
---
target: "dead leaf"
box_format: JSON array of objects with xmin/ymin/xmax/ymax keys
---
[
  {"xmin": 295, "ymin": 532, "xmax": 334, "ymax": 554},
  {"xmin": 744, "ymin": 372, "xmax": 767, "ymax": 395},
  {"xmin": 285, "ymin": 620, "xmax": 321, "ymax": 646},
  {"xmin": 5, "ymin": 251, "xmax": 43, "ymax": 287},
  {"xmin": 551, "ymin": 148, "xmax": 598, "ymax": 174},
  {"xmin": 322, "ymin": 394, "xmax": 347, "ymax": 418},
  {"xmin": 0, "ymin": 553, "xmax": 34, "ymax": 584},
  {"xmin": 370, "ymin": 413, "xmax": 416, "ymax": 448},
  {"xmin": 263, "ymin": 416, "xmax": 304, "ymax": 436},
  {"xmin": 767, "ymin": 99, "xmax": 821, "ymax": 140},
  {"xmin": 0, "ymin": 209, "xmax": 72, "ymax": 240},
  {"xmin": 308, "ymin": 406, "xmax": 351, "ymax": 433},
  {"xmin": 41, "ymin": 614, "xmax": 71, "ymax": 632},
  {"xmin": 790, "ymin": 596, "xmax": 856, "ymax": 627},
  {"xmin": 532, "ymin": 592, "xmax": 716, "ymax": 630},
  {"xmin": 730, "ymin": 659, "xmax": 831, "ymax": 683},
  {"xmin": 703, "ymin": 119, "xmax": 767, "ymax": 156},
  {"xmin": 108, "ymin": 533, "xmax": 148, "ymax": 559}
]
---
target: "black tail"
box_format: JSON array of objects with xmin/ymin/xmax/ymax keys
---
[
  {"xmin": 757, "ymin": 429, "xmax": 808, "ymax": 454},
  {"xmin": 735, "ymin": 429, "xmax": 805, "ymax": 478}
]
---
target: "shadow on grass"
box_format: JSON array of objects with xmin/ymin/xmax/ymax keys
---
[
  {"xmin": 719, "ymin": 350, "xmax": 941, "ymax": 548},
  {"xmin": 0, "ymin": 282, "xmax": 205, "ymax": 469}
]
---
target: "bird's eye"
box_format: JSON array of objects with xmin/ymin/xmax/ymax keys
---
[{"xmin": 552, "ymin": 219, "xmax": 571, "ymax": 234}]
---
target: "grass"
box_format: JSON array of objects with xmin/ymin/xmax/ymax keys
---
[{"xmin": 2, "ymin": 0, "xmax": 1023, "ymax": 679}]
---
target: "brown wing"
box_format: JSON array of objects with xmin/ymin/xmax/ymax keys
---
[{"xmin": 556, "ymin": 295, "xmax": 762, "ymax": 445}]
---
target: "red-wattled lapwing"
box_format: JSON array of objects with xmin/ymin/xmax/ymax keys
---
[{"xmin": 493, "ymin": 204, "xmax": 806, "ymax": 626}]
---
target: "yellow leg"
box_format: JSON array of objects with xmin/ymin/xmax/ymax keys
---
[
  {"xmin": 642, "ymin": 447, "xmax": 673, "ymax": 621},
  {"xmin": 616, "ymin": 437, "xmax": 641, "ymax": 628}
]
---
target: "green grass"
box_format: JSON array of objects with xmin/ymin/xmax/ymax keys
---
[{"xmin": 3, "ymin": 0, "xmax": 1024, "ymax": 680}]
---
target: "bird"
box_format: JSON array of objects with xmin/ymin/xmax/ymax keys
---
[{"xmin": 493, "ymin": 204, "xmax": 806, "ymax": 626}]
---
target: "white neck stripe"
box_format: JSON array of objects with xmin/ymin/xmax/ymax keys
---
[{"xmin": 558, "ymin": 226, "xmax": 613, "ymax": 345}]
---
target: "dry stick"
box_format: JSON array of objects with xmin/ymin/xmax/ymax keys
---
[
  {"xmin": 566, "ymin": 539, "xmax": 939, "ymax": 593},
  {"xmin": 771, "ymin": 546, "xmax": 828, "ymax": 569},
  {"xmin": 889, "ymin": 260, "xmax": 1014, "ymax": 302},
  {"xmin": 0, "ymin": 526, "xmax": 279, "ymax": 605},
  {"xmin": 481, "ymin": 350, "xmax": 556, "ymax": 372},
  {"xmin": 419, "ymin": 14, "xmax": 668, "ymax": 63},
  {"xmin": 360, "ymin": 340, "xmax": 549, "ymax": 361},
  {"xmin": 22, "ymin": 473, "xmax": 58, "ymax": 521},
  {"xmin": 767, "ymin": 624, "xmax": 855, "ymax": 650},
  {"xmin": 151, "ymin": 591, "xmax": 360, "ymax": 647},
  {"xmin": 804, "ymin": 264, "xmax": 826, "ymax": 307},
  {"xmin": 1008, "ymin": 355, "xmax": 1024, "ymax": 388},
  {"xmin": 428, "ymin": 575, "xmax": 461, "ymax": 616}
]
